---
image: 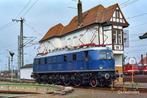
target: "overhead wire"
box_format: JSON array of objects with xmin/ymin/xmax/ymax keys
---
[
  {"xmin": 22, "ymin": 0, "xmax": 39, "ymax": 17},
  {"xmin": 0, "ymin": 21, "xmax": 14, "ymax": 31},
  {"xmin": 120, "ymin": 0, "xmax": 140, "ymax": 8},
  {"xmin": 15, "ymin": 0, "xmax": 32, "ymax": 18}
]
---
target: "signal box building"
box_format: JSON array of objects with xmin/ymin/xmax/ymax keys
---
[{"xmin": 38, "ymin": 2, "xmax": 129, "ymax": 82}]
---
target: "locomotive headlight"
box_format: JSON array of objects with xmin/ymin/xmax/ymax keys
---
[
  {"xmin": 99, "ymin": 65, "xmax": 103, "ymax": 70},
  {"xmin": 105, "ymin": 73, "xmax": 110, "ymax": 79},
  {"xmin": 99, "ymin": 66, "xmax": 103, "ymax": 70}
]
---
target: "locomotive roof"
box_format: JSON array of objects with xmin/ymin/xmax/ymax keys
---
[{"xmin": 35, "ymin": 47, "xmax": 111, "ymax": 59}]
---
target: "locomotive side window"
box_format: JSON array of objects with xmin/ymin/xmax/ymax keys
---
[
  {"xmin": 85, "ymin": 51, "xmax": 88, "ymax": 61},
  {"xmin": 33, "ymin": 59, "xmax": 37, "ymax": 65},
  {"xmin": 57, "ymin": 55, "xmax": 63, "ymax": 63},
  {"xmin": 64, "ymin": 55, "xmax": 67, "ymax": 62},
  {"xmin": 44, "ymin": 58, "xmax": 47, "ymax": 64},
  {"xmin": 38, "ymin": 59, "xmax": 41, "ymax": 65},
  {"xmin": 77, "ymin": 52, "xmax": 84, "ymax": 61},
  {"xmin": 53, "ymin": 56, "xmax": 56, "ymax": 63},
  {"xmin": 73, "ymin": 54, "xmax": 76, "ymax": 61}
]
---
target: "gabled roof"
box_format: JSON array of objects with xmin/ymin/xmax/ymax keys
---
[
  {"xmin": 40, "ymin": 23, "xmax": 64, "ymax": 42},
  {"xmin": 40, "ymin": 3, "xmax": 129, "ymax": 42}
]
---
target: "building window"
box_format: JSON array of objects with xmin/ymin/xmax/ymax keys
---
[
  {"xmin": 113, "ymin": 29, "xmax": 123, "ymax": 45},
  {"xmin": 118, "ymin": 31, "xmax": 122, "ymax": 44},
  {"xmin": 116, "ymin": 10, "xmax": 120, "ymax": 18}
]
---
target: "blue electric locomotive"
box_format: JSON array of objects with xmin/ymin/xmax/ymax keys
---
[{"xmin": 32, "ymin": 47, "xmax": 116, "ymax": 87}]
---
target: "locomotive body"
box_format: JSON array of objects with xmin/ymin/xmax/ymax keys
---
[{"xmin": 32, "ymin": 47, "xmax": 116, "ymax": 87}]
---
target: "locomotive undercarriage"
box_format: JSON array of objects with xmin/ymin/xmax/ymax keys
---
[{"xmin": 33, "ymin": 71, "xmax": 116, "ymax": 87}]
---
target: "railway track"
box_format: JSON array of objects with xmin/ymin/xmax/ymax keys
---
[
  {"xmin": 75, "ymin": 86, "xmax": 147, "ymax": 93},
  {"xmin": 1, "ymin": 78, "xmax": 147, "ymax": 93}
]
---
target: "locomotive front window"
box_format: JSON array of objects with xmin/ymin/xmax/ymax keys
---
[{"xmin": 99, "ymin": 51, "xmax": 113, "ymax": 60}]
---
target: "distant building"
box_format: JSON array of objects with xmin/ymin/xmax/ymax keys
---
[
  {"xmin": 38, "ymin": 3, "xmax": 129, "ymax": 82},
  {"xmin": 0, "ymin": 70, "xmax": 18, "ymax": 78},
  {"xmin": 138, "ymin": 56, "xmax": 147, "ymax": 66},
  {"xmin": 20, "ymin": 64, "xmax": 33, "ymax": 80}
]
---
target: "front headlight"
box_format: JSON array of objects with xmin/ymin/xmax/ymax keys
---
[{"xmin": 99, "ymin": 66, "xmax": 103, "ymax": 70}]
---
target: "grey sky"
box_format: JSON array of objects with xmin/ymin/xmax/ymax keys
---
[{"xmin": 0, "ymin": 0, "xmax": 147, "ymax": 70}]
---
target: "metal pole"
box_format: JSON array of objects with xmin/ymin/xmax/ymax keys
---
[
  {"xmin": 10, "ymin": 57, "xmax": 13, "ymax": 81},
  {"xmin": 12, "ymin": 18, "xmax": 24, "ymax": 80},
  {"xmin": 132, "ymin": 64, "xmax": 134, "ymax": 88},
  {"xmin": 18, "ymin": 35, "xmax": 20, "ymax": 80},
  {"xmin": 8, "ymin": 56, "xmax": 10, "ymax": 73},
  {"xmin": 20, "ymin": 18, "xmax": 24, "ymax": 68}
]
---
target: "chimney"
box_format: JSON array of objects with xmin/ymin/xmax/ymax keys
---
[{"xmin": 77, "ymin": 0, "xmax": 83, "ymax": 26}]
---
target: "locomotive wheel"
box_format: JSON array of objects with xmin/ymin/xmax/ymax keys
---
[
  {"xmin": 36, "ymin": 77, "xmax": 41, "ymax": 84},
  {"xmin": 90, "ymin": 76, "xmax": 98, "ymax": 87},
  {"xmin": 73, "ymin": 74, "xmax": 82, "ymax": 87},
  {"xmin": 63, "ymin": 75, "xmax": 70, "ymax": 86}
]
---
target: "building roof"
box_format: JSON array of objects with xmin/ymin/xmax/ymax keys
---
[
  {"xmin": 139, "ymin": 32, "xmax": 147, "ymax": 39},
  {"xmin": 21, "ymin": 64, "xmax": 33, "ymax": 69},
  {"xmin": 40, "ymin": 23, "xmax": 64, "ymax": 42},
  {"xmin": 138, "ymin": 56, "xmax": 147, "ymax": 65},
  {"xmin": 40, "ymin": 3, "xmax": 129, "ymax": 42}
]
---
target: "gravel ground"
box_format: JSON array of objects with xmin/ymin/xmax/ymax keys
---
[{"xmin": 18, "ymin": 88, "xmax": 147, "ymax": 98}]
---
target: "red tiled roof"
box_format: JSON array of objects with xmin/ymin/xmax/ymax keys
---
[
  {"xmin": 40, "ymin": 23, "xmax": 64, "ymax": 42},
  {"xmin": 40, "ymin": 3, "xmax": 128, "ymax": 42}
]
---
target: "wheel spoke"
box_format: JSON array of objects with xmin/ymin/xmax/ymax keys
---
[{"xmin": 90, "ymin": 77, "xmax": 98, "ymax": 87}]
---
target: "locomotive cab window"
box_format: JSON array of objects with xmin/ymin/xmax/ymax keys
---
[{"xmin": 99, "ymin": 51, "xmax": 113, "ymax": 60}]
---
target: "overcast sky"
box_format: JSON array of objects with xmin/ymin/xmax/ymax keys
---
[{"xmin": 0, "ymin": 0, "xmax": 147, "ymax": 70}]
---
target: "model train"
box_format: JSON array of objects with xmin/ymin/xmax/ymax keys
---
[{"xmin": 32, "ymin": 46, "xmax": 116, "ymax": 87}]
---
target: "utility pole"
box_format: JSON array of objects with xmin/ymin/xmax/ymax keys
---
[
  {"xmin": 9, "ymin": 51, "xmax": 14, "ymax": 81},
  {"xmin": 18, "ymin": 35, "xmax": 21, "ymax": 79},
  {"xmin": 12, "ymin": 17, "xmax": 24, "ymax": 80},
  {"xmin": 8, "ymin": 56, "xmax": 10, "ymax": 72}
]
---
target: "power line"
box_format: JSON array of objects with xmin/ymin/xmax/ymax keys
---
[
  {"xmin": 22, "ymin": 0, "xmax": 39, "ymax": 17},
  {"xmin": 126, "ymin": 12, "xmax": 147, "ymax": 20},
  {"xmin": 15, "ymin": 0, "xmax": 32, "ymax": 18},
  {"xmin": 121, "ymin": 0, "xmax": 140, "ymax": 8},
  {"xmin": 120, "ymin": 0, "xmax": 131, "ymax": 6},
  {"xmin": 0, "ymin": 21, "xmax": 13, "ymax": 31},
  {"xmin": 24, "ymin": 22, "xmax": 42, "ymax": 37}
]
